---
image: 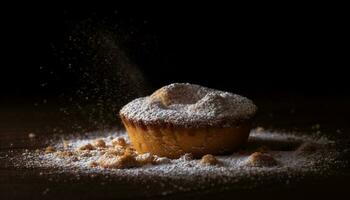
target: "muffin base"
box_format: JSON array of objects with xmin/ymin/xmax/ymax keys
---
[{"xmin": 121, "ymin": 118, "xmax": 251, "ymax": 159}]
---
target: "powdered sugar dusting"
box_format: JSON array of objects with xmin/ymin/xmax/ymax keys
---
[
  {"xmin": 120, "ymin": 83, "xmax": 257, "ymax": 127},
  {"xmin": 8, "ymin": 128, "xmax": 344, "ymax": 194}
]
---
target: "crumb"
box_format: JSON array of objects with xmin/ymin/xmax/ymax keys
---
[
  {"xmin": 295, "ymin": 142, "xmax": 320, "ymax": 155},
  {"xmin": 105, "ymin": 148, "xmax": 125, "ymax": 156},
  {"xmin": 112, "ymin": 137, "xmax": 126, "ymax": 147},
  {"xmin": 45, "ymin": 146, "xmax": 56, "ymax": 153},
  {"xmin": 57, "ymin": 151, "xmax": 74, "ymax": 157},
  {"xmin": 93, "ymin": 139, "xmax": 106, "ymax": 148},
  {"xmin": 62, "ymin": 140, "xmax": 70, "ymax": 149},
  {"xmin": 78, "ymin": 143, "xmax": 96, "ymax": 151},
  {"xmin": 153, "ymin": 156, "xmax": 171, "ymax": 165},
  {"xmin": 81, "ymin": 152, "xmax": 93, "ymax": 157},
  {"xmin": 246, "ymin": 152, "xmax": 278, "ymax": 167},
  {"xmin": 124, "ymin": 147, "xmax": 136, "ymax": 156},
  {"xmin": 35, "ymin": 149, "xmax": 40, "ymax": 153},
  {"xmin": 90, "ymin": 161, "xmax": 98, "ymax": 167},
  {"xmin": 256, "ymin": 127, "xmax": 264, "ymax": 133},
  {"xmin": 200, "ymin": 154, "xmax": 218, "ymax": 166},
  {"xmin": 136, "ymin": 153, "xmax": 155, "ymax": 165},
  {"xmin": 28, "ymin": 133, "xmax": 36, "ymax": 139},
  {"xmin": 181, "ymin": 153, "xmax": 194, "ymax": 161},
  {"xmin": 97, "ymin": 153, "xmax": 139, "ymax": 169}
]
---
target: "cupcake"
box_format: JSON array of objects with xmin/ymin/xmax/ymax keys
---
[{"xmin": 119, "ymin": 83, "xmax": 257, "ymax": 158}]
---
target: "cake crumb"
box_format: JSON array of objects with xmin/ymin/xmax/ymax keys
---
[
  {"xmin": 93, "ymin": 139, "xmax": 106, "ymax": 148},
  {"xmin": 181, "ymin": 153, "xmax": 194, "ymax": 161},
  {"xmin": 62, "ymin": 140, "xmax": 70, "ymax": 149},
  {"xmin": 45, "ymin": 146, "xmax": 56, "ymax": 153},
  {"xmin": 246, "ymin": 152, "xmax": 278, "ymax": 167},
  {"xmin": 136, "ymin": 153, "xmax": 155, "ymax": 165},
  {"xmin": 256, "ymin": 127, "xmax": 265, "ymax": 133},
  {"xmin": 200, "ymin": 154, "xmax": 218, "ymax": 166},
  {"xmin": 90, "ymin": 161, "xmax": 98, "ymax": 167},
  {"xmin": 112, "ymin": 137, "xmax": 127, "ymax": 147},
  {"xmin": 153, "ymin": 156, "xmax": 171, "ymax": 164},
  {"xmin": 57, "ymin": 151, "xmax": 74, "ymax": 157},
  {"xmin": 97, "ymin": 153, "xmax": 139, "ymax": 169},
  {"xmin": 295, "ymin": 142, "xmax": 320, "ymax": 155},
  {"xmin": 124, "ymin": 147, "xmax": 136, "ymax": 156},
  {"xmin": 78, "ymin": 143, "xmax": 96, "ymax": 151},
  {"xmin": 11, "ymin": 129, "xmax": 341, "ymax": 194},
  {"xmin": 105, "ymin": 148, "xmax": 125, "ymax": 156}
]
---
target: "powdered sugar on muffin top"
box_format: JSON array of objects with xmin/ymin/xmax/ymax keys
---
[{"xmin": 120, "ymin": 83, "xmax": 257, "ymax": 128}]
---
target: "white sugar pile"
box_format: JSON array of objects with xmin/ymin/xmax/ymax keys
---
[{"xmin": 9, "ymin": 128, "xmax": 343, "ymax": 194}]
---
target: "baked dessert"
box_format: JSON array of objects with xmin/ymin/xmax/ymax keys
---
[{"xmin": 119, "ymin": 83, "xmax": 257, "ymax": 158}]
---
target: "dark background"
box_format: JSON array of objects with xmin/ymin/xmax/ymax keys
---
[
  {"xmin": 0, "ymin": 6, "xmax": 349, "ymax": 200},
  {"xmin": 1, "ymin": 6, "xmax": 348, "ymax": 100}
]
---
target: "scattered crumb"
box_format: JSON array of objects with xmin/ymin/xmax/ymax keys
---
[
  {"xmin": 78, "ymin": 143, "xmax": 96, "ymax": 151},
  {"xmin": 112, "ymin": 137, "xmax": 126, "ymax": 147},
  {"xmin": 45, "ymin": 146, "xmax": 56, "ymax": 153},
  {"xmin": 295, "ymin": 142, "xmax": 320, "ymax": 155},
  {"xmin": 62, "ymin": 140, "xmax": 70, "ymax": 149},
  {"xmin": 181, "ymin": 153, "xmax": 194, "ymax": 161},
  {"xmin": 11, "ymin": 129, "xmax": 343, "ymax": 195},
  {"xmin": 200, "ymin": 154, "xmax": 218, "ymax": 166},
  {"xmin": 255, "ymin": 127, "xmax": 264, "ymax": 133},
  {"xmin": 136, "ymin": 153, "xmax": 155, "ymax": 165},
  {"xmin": 57, "ymin": 151, "xmax": 74, "ymax": 157},
  {"xmin": 153, "ymin": 156, "xmax": 171, "ymax": 164},
  {"xmin": 90, "ymin": 161, "xmax": 98, "ymax": 167},
  {"xmin": 246, "ymin": 152, "xmax": 278, "ymax": 167},
  {"xmin": 93, "ymin": 139, "xmax": 106, "ymax": 148},
  {"xmin": 97, "ymin": 153, "xmax": 139, "ymax": 169}
]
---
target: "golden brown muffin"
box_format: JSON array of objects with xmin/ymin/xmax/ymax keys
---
[{"xmin": 120, "ymin": 83, "xmax": 257, "ymax": 159}]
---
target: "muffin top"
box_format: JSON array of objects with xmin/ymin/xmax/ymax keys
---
[{"xmin": 119, "ymin": 83, "xmax": 257, "ymax": 128}]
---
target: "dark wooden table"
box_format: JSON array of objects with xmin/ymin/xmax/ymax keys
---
[{"xmin": 1, "ymin": 95, "xmax": 349, "ymax": 200}]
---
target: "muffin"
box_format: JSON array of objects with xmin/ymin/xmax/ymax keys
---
[{"xmin": 119, "ymin": 83, "xmax": 257, "ymax": 158}]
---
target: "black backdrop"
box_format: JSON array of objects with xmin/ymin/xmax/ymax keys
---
[{"xmin": 1, "ymin": 6, "xmax": 348, "ymax": 99}]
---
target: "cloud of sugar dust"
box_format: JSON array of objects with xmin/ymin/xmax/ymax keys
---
[{"xmin": 55, "ymin": 19, "xmax": 151, "ymax": 132}]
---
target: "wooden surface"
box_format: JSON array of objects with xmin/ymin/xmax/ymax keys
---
[{"xmin": 1, "ymin": 95, "xmax": 349, "ymax": 200}]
